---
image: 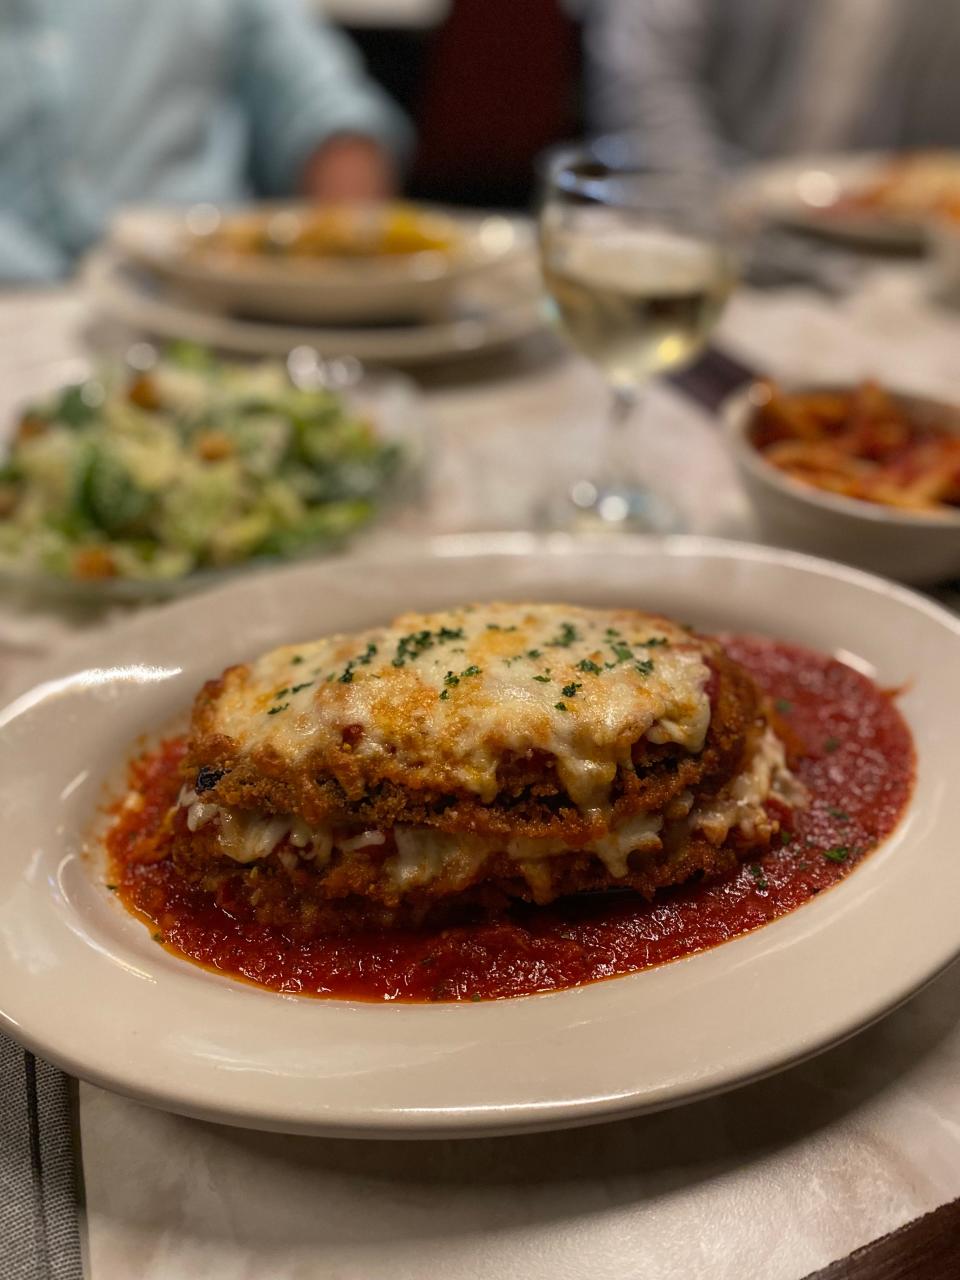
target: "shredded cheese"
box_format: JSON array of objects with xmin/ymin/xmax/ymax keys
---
[{"xmin": 205, "ymin": 603, "xmax": 712, "ymax": 811}]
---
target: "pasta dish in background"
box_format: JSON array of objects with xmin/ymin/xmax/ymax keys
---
[
  {"xmin": 192, "ymin": 203, "xmax": 460, "ymax": 261},
  {"xmin": 749, "ymin": 381, "xmax": 960, "ymax": 515}
]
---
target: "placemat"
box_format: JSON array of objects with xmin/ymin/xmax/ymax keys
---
[{"xmin": 0, "ymin": 1041, "xmax": 83, "ymax": 1280}]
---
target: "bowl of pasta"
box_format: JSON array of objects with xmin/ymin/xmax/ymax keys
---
[{"xmin": 724, "ymin": 380, "xmax": 960, "ymax": 585}]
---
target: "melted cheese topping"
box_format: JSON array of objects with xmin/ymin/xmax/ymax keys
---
[
  {"xmin": 180, "ymin": 788, "xmax": 667, "ymax": 882},
  {"xmin": 691, "ymin": 726, "xmax": 806, "ymax": 845},
  {"xmin": 205, "ymin": 603, "xmax": 712, "ymax": 810},
  {"xmin": 177, "ymin": 727, "xmax": 801, "ymax": 888}
]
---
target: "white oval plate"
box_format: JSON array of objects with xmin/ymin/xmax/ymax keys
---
[
  {"xmin": 83, "ymin": 248, "xmax": 546, "ymax": 366},
  {"xmin": 1, "ymin": 534, "xmax": 958, "ymax": 1138},
  {"xmin": 108, "ymin": 203, "xmax": 531, "ymax": 324},
  {"xmin": 731, "ymin": 152, "xmax": 929, "ymax": 249}
]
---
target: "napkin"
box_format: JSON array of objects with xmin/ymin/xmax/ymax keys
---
[{"xmin": 0, "ymin": 1040, "xmax": 83, "ymax": 1280}]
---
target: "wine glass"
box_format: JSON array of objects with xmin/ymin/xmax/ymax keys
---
[{"xmin": 538, "ymin": 144, "xmax": 737, "ymax": 530}]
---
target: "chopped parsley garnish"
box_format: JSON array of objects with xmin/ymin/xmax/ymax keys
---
[
  {"xmin": 439, "ymin": 689, "xmax": 449, "ymax": 701},
  {"xmin": 533, "ymin": 674, "xmax": 551, "ymax": 683},
  {"xmin": 267, "ymin": 702, "xmax": 289, "ymax": 714},
  {"xmin": 291, "ymin": 655, "xmax": 304, "ymax": 665},
  {"xmin": 548, "ymin": 622, "xmax": 578, "ymax": 647},
  {"xmin": 774, "ymin": 698, "xmax": 793, "ymax": 715},
  {"xmin": 337, "ymin": 641, "xmax": 379, "ymax": 684},
  {"xmin": 779, "ymin": 829, "xmax": 791, "ymax": 845},
  {"xmin": 152, "ymin": 932, "xmax": 163, "ymax": 943},
  {"xmin": 827, "ymin": 807, "xmax": 850, "ymax": 822},
  {"xmin": 273, "ymin": 687, "xmax": 289, "ymax": 699},
  {"xmin": 486, "ymin": 623, "xmax": 517, "ymax": 632},
  {"xmin": 561, "ymin": 681, "xmax": 582, "ymax": 699},
  {"xmin": 554, "ymin": 701, "xmax": 568, "ymax": 711},
  {"xmin": 441, "ymin": 663, "xmax": 482, "ymax": 695},
  {"xmin": 392, "ymin": 629, "xmax": 432, "ymax": 666},
  {"xmin": 609, "ymin": 641, "xmax": 633, "ymax": 664},
  {"xmin": 640, "ymin": 636, "xmax": 669, "ymax": 648},
  {"xmin": 748, "ymin": 863, "xmax": 768, "ymax": 890},
  {"xmin": 605, "ymin": 627, "xmax": 621, "ymax": 639},
  {"xmin": 576, "ymin": 658, "xmax": 602, "ymax": 675},
  {"xmin": 527, "ymin": 648, "xmax": 542, "ymax": 659},
  {"xmin": 392, "ymin": 627, "xmax": 463, "ymax": 667},
  {"xmin": 291, "ymin": 681, "xmax": 314, "ymax": 694},
  {"xmin": 824, "ymin": 737, "xmax": 841, "ymax": 753},
  {"xmin": 822, "ymin": 846, "xmax": 850, "ymax": 863},
  {"xmin": 634, "ymin": 659, "xmax": 655, "ymax": 676}
]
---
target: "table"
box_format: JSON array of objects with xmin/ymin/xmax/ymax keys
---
[{"xmin": 3, "ymin": 267, "xmax": 960, "ymax": 1280}]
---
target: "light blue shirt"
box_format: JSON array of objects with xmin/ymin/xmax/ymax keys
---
[{"xmin": 0, "ymin": 0, "xmax": 409, "ymax": 282}]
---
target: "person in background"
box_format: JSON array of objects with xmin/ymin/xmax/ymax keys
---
[
  {"xmin": 0, "ymin": 0, "xmax": 410, "ymax": 283},
  {"xmin": 584, "ymin": 0, "xmax": 960, "ymax": 170}
]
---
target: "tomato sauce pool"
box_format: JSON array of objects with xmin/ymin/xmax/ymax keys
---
[{"xmin": 106, "ymin": 637, "xmax": 914, "ymax": 1002}]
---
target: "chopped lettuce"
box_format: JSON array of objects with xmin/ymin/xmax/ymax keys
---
[{"xmin": 0, "ymin": 349, "xmax": 407, "ymax": 583}]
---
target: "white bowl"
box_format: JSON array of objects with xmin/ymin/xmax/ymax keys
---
[
  {"xmin": 109, "ymin": 203, "xmax": 531, "ymax": 325},
  {"xmin": 928, "ymin": 216, "xmax": 960, "ymax": 305},
  {"xmin": 724, "ymin": 384, "xmax": 960, "ymax": 585}
]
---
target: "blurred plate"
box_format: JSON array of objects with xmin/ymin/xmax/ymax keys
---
[
  {"xmin": 0, "ymin": 352, "xmax": 427, "ymax": 604},
  {"xmin": 731, "ymin": 152, "xmax": 930, "ymax": 250},
  {"xmin": 109, "ymin": 203, "xmax": 531, "ymax": 324},
  {"xmin": 83, "ymin": 248, "xmax": 546, "ymax": 367}
]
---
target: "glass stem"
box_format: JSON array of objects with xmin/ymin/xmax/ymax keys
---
[{"xmin": 597, "ymin": 385, "xmax": 642, "ymax": 492}]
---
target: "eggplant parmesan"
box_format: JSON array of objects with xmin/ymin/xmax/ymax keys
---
[{"xmin": 160, "ymin": 604, "xmax": 803, "ymax": 934}]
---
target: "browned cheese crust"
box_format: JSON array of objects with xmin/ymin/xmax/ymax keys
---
[
  {"xmin": 184, "ymin": 644, "xmax": 759, "ymax": 841},
  {"xmin": 162, "ymin": 605, "xmax": 796, "ymax": 931}
]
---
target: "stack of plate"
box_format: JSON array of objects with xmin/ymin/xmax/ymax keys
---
[{"xmin": 85, "ymin": 201, "xmax": 545, "ymax": 365}]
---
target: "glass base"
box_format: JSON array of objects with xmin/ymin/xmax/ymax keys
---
[{"xmin": 565, "ymin": 479, "xmax": 682, "ymax": 534}]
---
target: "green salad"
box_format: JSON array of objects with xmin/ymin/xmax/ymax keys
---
[{"xmin": 0, "ymin": 347, "xmax": 407, "ymax": 583}]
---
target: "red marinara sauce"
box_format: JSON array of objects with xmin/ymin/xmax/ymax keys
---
[{"xmin": 105, "ymin": 637, "xmax": 914, "ymax": 1002}]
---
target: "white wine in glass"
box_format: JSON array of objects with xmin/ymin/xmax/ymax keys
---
[{"xmin": 539, "ymin": 154, "xmax": 736, "ymax": 529}]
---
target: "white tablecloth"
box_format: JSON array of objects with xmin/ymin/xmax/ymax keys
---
[{"xmin": 3, "ymin": 268, "xmax": 960, "ymax": 1280}]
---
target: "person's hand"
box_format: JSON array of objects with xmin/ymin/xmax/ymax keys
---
[{"xmin": 301, "ymin": 135, "xmax": 396, "ymax": 202}]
